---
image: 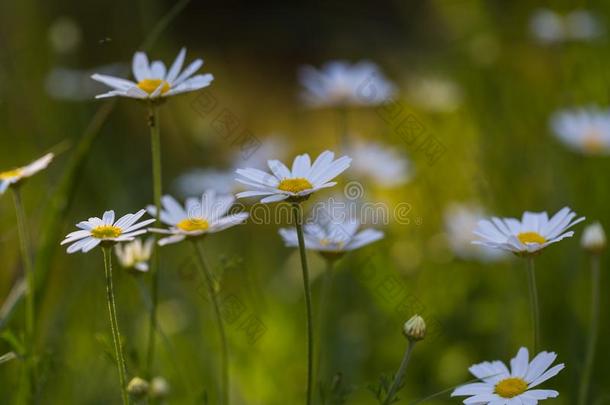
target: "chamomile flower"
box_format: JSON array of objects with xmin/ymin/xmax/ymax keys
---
[
  {"xmin": 61, "ymin": 210, "xmax": 155, "ymax": 254},
  {"xmin": 473, "ymin": 207, "xmax": 585, "ymax": 255},
  {"xmin": 0, "ymin": 153, "xmax": 54, "ymax": 195},
  {"xmin": 91, "ymin": 47, "xmax": 213, "ymax": 100},
  {"xmin": 345, "ymin": 140, "xmax": 411, "ymax": 187},
  {"xmin": 452, "ymin": 347, "xmax": 564, "ymax": 404},
  {"xmin": 115, "ymin": 238, "xmax": 154, "ymax": 272},
  {"xmin": 147, "ymin": 191, "xmax": 248, "ymax": 246},
  {"xmin": 278, "ymin": 200, "xmax": 383, "ymax": 256},
  {"xmin": 298, "ymin": 60, "xmax": 395, "ymax": 107},
  {"xmin": 235, "ymin": 151, "xmax": 351, "ymax": 203},
  {"xmin": 550, "ymin": 107, "xmax": 610, "ymax": 155}
]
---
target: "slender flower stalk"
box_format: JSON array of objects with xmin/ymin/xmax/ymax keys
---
[
  {"xmin": 102, "ymin": 246, "xmax": 129, "ymax": 405},
  {"xmin": 192, "ymin": 240, "xmax": 229, "ymax": 405},
  {"xmin": 146, "ymin": 103, "xmax": 162, "ymax": 378},
  {"xmin": 315, "ymin": 258, "xmax": 336, "ymax": 383},
  {"xmin": 384, "ymin": 341, "xmax": 416, "ymax": 405},
  {"xmin": 11, "ymin": 187, "xmax": 36, "ymax": 398},
  {"xmin": 526, "ymin": 256, "xmax": 540, "ymax": 352},
  {"xmin": 292, "ymin": 203, "xmax": 314, "ymax": 405},
  {"xmin": 578, "ymin": 253, "xmax": 601, "ymax": 405}
]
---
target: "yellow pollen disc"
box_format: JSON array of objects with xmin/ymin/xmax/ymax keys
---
[
  {"xmin": 517, "ymin": 232, "xmax": 546, "ymax": 244},
  {"xmin": 137, "ymin": 79, "xmax": 171, "ymax": 95},
  {"xmin": 91, "ymin": 225, "xmax": 122, "ymax": 239},
  {"xmin": 582, "ymin": 133, "xmax": 604, "ymax": 153},
  {"xmin": 278, "ymin": 178, "xmax": 313, "ymax": 193},
  {"xmin": 177, "ymin": 218, "xmax": 209, "ymax": 232},
  {"xmin": 0, "ymin": 168, "xmax": 22, "ymax": 180},
  {"xmin": 494, "ymin": 377, "xmax": 528, "ymax": 398}
]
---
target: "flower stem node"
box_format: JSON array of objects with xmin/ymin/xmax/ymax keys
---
[
  {"xmin": 403, "ymin": 315, "xmax": 426, "ymax": 342},
  {"xmin": 581, "ymin": 222, "xmax": 606, "ymax": 254},
  {"xmin": 127, "ymin": 377, "xmax": 149, "ymax": 399}
]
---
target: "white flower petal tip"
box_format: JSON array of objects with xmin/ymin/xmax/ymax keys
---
[
  {"xmin": 235, "ymin": 150, "xmax": 351, "ymax": 203},
  {"xmin": 472, "ymin": 207, "xmax": 584, "ymax": 255},
  {"xmin": 61, "ymin": 209, "xmax": 155, "ymax": 254},
  {"xmin": 0, "ymin": 153, "xmax": 54, "ymax": 195},
  {"xmin": 550, "ymin": 107, "xmax": 610, "ymax": 155},
  {"xmin": 91, "ymin": 48, "xmax": 213, "ymax": 100},
  {"xmin": 115, "ymin": 238, "xmax": 154, "ymax": 272},
  {"xmin": 147, "ymin": 191, "xmax": 248, "ymax": 246},
  {"xmin": 452, "ymin": 346, "xmax": 564, "ymax": 404}
]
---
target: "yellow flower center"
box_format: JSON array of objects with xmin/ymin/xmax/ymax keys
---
[
  {"xmin": 517, "ymin": 232, "xmax": 546, "ymax": 244},
  {"xmin": 582, "ymin": 132, "xmax": 604, "ymax": 153},
  {"xmin": 0, "ymin": 168, "xmax": 23, "ymax": 180},
  {"xmin": 320, "ymin": 238, "xmax": 345, "ymax": 250},
  {"xmin": 494, "ymin": 377, "xmax": 528, "ymax": 398},
  {"xmin": 91, "ymin": 225, "xmax": 122, "ymax": 239},
  {"xmin": 137, "ymin": 79, "xmax": 171, "ymax": 95},
  {"xmin": 278, "ymin": 178, "xmax": 313, "ymax": 193},
  {"xmin": 177, "ymin": 218, "xmax": 209, "ymax": 232}
]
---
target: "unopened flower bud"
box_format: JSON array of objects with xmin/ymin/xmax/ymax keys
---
[
  {"xmin": 150, "ymin": 376, "xmax": 170, "ymax": 399},
  {"xmin": 127, "ymin": 377, "xmax": 149, "ymax": 399},
  {"xmin": 403, "ymin": 315, "xmax": 426, "ymax": 342},
  {"xmin": 581, "ymin": 222, "xmax": 606, "ymax": 253}
]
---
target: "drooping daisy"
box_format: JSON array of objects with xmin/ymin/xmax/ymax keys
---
[
  {"xmin": 0, "ymin": 153, "xmax": 54, "ymax": 195},
  {"xmin": 298, "ymin": 60, "xmax": 395, "ymax": 108},
  {"xmin": 115, "ymin": 238, "xmax": 155, "ymax": 272},
  {"xmin": 147, "ymin": 191, "xmax": 248, "ymax": 246},
  {"xmin": 278, "ymin": 200, "xmax": 383, "ymax": 257},
  {"xmin": 345, "ymin": 140, "xmax": 411, "ymax": 187},
  {"xmin": 452, "ymin": 347, "xmax": 564, "ymax": 404},
  {"xmin": 235, "ymin": 151, "xmax": 351, "ymax": 203},
  {"xmin": 530, "ymin": 9, "xmax": 604, "ymax": 44},
  {"xmin": 550, "ymin": 107, "xmax": 610, "ymax": 155},
  {"xmin": 91, "ymin": 47, "xmax": 213, "ymax": 100},
  {"xmin": 61, "ymin": 210, "xmax": 155, "ymax": 254},
  {"xmin": 473, "ymin": 207, "xmax": 585, "ymax": 255}
]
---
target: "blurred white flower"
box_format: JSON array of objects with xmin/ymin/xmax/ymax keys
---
[
  {"xmin": 530, "ymin": 9, "xmax": 604, "ymax": 44},
  {"xmin": 115, "ymin": 238, "xmax": 154, "ymax": 272},
  {"xmin": 550, "ymin": 107, "xmax": 610, "ymax": 155},
  {"xmin": 174, "ymin": 168, "xmax": 237, "ymax": 196},
  {"xmin": 406, "ymin": 76, "xmax": 463, "ymax": 113},
  {"xmin": 147, "ymin": 192, "xmax": 248, "ymax": 246},
  {"xmin": 299, "ymin": 60, "xmax": 395, "ymax": 107},
  {"xmin": 61, "ymin": 210, "xmax": 154, "ymax": 254},
  {"xmin": 231, "ymin": 135, "xmax": 290, "ymax": 171},
  {"xmin": 48, "ymin": 17, "xmax": 82, "ymax": 54},
  {"xmin": 345, "ymin": 140, "xmax": 411, "ymax": 187},
  {"xmin": 91, "ymin": 47, "xmax": 213, "ymax": 100},
  {"xmin": 0, "ymin": 153, "xmax": 54, "ymax": 195},
  {"xmin": 452, "ymin": 347, "xmax": 564, "ymax": 403},
  {"xmin": 46, "ymin": 64, "xmax": 128, "ymax": 101},
  {"xmin": 473, "ymin": 207, "xmax": 584, "ymax": 255},
  {"xmin": 581, "ymin": 222, "xmax": 606, "ymax": 253},
  {"xmin": 444, "ymin": 204, "xmax": 507, "ymax": 262}
]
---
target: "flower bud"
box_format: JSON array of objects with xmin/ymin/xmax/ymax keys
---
[
  {"xmin": 403, "ymin": 315, "xmax": 426, "ymax": 342},
  {"xmin": 127, "ymin": 377, "xmax": 149, "ymax": 399},
  {"xmin": 581, "ymin": 222, "xmax": 606, "ymax": 253},
  {"xmin": 150, "ymin": 376, "xmax": 170, "ymax": 399}
]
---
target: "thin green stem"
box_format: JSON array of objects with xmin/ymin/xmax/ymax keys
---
[
  {"xmin": 292, "ymin": 203, "xmax": 314, "ymax": 405},
  {"xmin": 384, "ymin": 341, "xmax": 416, "ymax": 405},
  {"xmin": 526, "ymin": 256, "xmax": 540, "ymax": 352},
  {"xmin": 11, "ymin": 187, "xmax": 35, "ymax": 401},
  {"xmin": 102, "ymin": 247, "xmax": 129, "ymax": 405},
  {"xmin": 146, "ymin": 104, "xmax": 162, "ymax": 378},
  {"xmin": 192, "ymin": 240, "xmax": 229, "ymax": 405},
  {"xmin": 578, "ymin": 254, "xmax": 601, "ymax": 405},
  {"xmin": 316, "ymin": 258, "xmax": 336, "ymax": 384}
]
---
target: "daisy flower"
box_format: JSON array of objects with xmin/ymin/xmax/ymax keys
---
[
  {"xmin": 235, "ymin": 150, "xmax": 351, "ymax": 203},
  {"xmin": 298, "ymin": 60, "xmax": 395, "ymax": 108},
  {"xmin": 279, "ymin": 201, "xmax": 383, "ymax": 256},
  {"xmin": 91, "ymin": 47, "xmax": 213, "ymax": 100},
  {"xmin": 0, "ymin": 153, "xmax": 54, "ymax": 195},
  {"xmin": 61, "ymin": 209, "xmax": 155, "ymax": 254},
  {"xmin": 115, "ymin": 238, "xmax": 155, "ymax": 272},
  {"xmin": 473, "ymin": 207, "xmax": 585, "ymax": 255},
  {"xmin": 345, "ymin": 140, "xmax": 411, "ymax": 187},
  {"xmin": 147, "ymin": 191, "xmax": 248, "ymax": 246},
  {"xmin": 550, "ymin": 107, "xmax": 610, "ymax": 155},
  {"xmin": 452, "ymin": 347, "xmax": 564, "ymax": 404}
]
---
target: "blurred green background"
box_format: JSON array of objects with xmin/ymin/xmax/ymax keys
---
[{"xmin": 1, "ymin": 0, "xmax": 610, "ymax": 403}]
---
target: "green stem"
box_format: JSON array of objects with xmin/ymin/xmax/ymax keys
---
[
  {"xmin": 192, "ymin": 240, "xmax": 229, "ymax": 405},
  {"xmin": 11, "ymin": 187, "xmax": 35, "ymax": 401},
  {"xmin": 146, "ymin": 103, "xmax": 162, "ymax": 378},
  {"xmin": 384, "ymin": 341, "xmax": 416, "ymax": 405},
  {"xmin": 102, "ymin": 247, "xmax": 129, "ymax": 405},
  {"xmin": 526, "ymin": 256, "xmax": 540, "ymax": 352},
  {"xmin": 292, "ymin": 203, "xmax": 314, "ymax": 405},
  {"xmin": 316, "ymin": 258, "xmax": 336, "ymax": 384},
  {"xmin": 578, "ymin": 254, "xmax": 601, "ymax": 405}
]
